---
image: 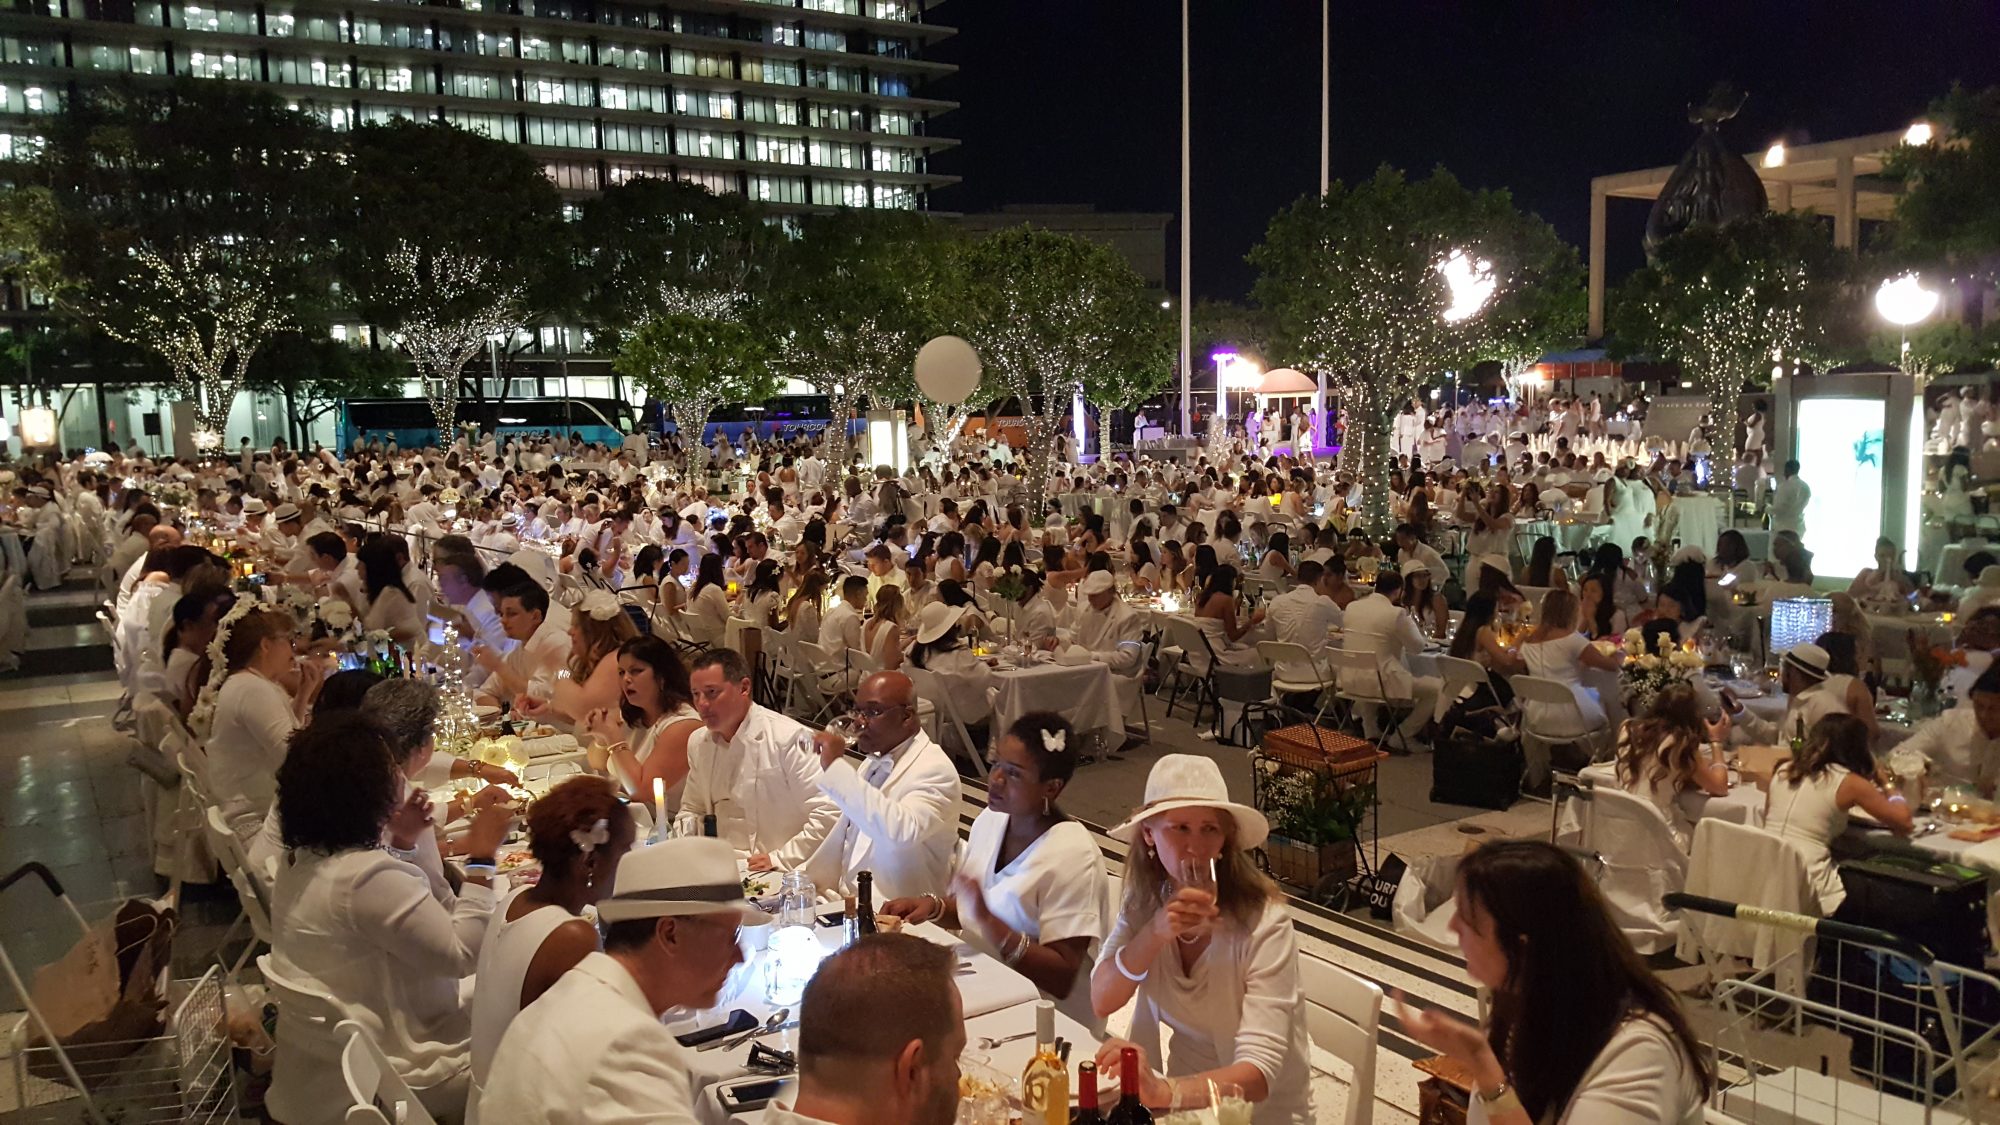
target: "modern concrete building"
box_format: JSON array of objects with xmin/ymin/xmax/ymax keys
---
[
  {"xmin": 956, "ymin": 205, "xmax": 1174, "ymax": 289},
  {"xmin": 1588, "ymin": 128, "xmax": 1914, "ymax": 337},
  {"xmin": 0, "ymin": 0, "xmax": 959, "ymax": 206}
]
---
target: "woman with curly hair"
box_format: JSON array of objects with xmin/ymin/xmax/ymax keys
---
[
  {"xmin": 1611, "ymin": 682, "xmax": 1730, "ymax": 852},
  {"xmin": 520, "ymin": 593, "xmax": 637, "ymax": 724},
  {"xmin": 468, "ymin": 775, "xmax": 638, "ymax": 1090}
]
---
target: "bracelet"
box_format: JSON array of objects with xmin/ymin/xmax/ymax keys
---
[
  {"xmin": 1001, "ymin": 931, "xmax": 1029, "ymax": 966},
  {"xmin": 1113, "ymin": 946, "xmax": 1148, "ymax": 982},
  {"xmin": 922, "ymin": 892, "xmax": 946, "ymax": 920},
  {"xmin": 462, "ymin": 862, "xmax": 497, "ymax": 879},
  {"xmin": 1477, "ymin": 1082, "xmax": 1522, "ymax": 1117}
]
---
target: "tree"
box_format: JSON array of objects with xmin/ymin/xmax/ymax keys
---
[
  {"xmin": 1457, "ymin": 210, "xmax": 1586, "ymax": 398},
  {"xmin": 21, "ymin": 79, "xmax": 343, "ymax": 443},
  {"xmin": 1250, "ymin": 166, "xmax": 1552, "ymax": 532},
  {"xmin": 959, "ymin": 228, "xmax": 1173, "ymax": 517},
  {"xmin": 245, "ymin": 334, "xmax": 410, "ymax": 448},
  {"xmin": 573, "ymin": 177, "xmax": 772, "ymax": 346},
  {"xmin": 764, "ymin": 210, "xmax": 962, "ymax": 472},
  {"xmin": 340, "ymin": 119, "xmax": 566, "ymax": 436},
  {"xmin": 1886, "ymin": 85, "xmax": 2000, "ymax": 293},
  {"xmin": 1864, "ymin": 319, "xmax": 1989, "ymax": 380},
  {"xmin": 1609, "ymin": 211, "xmax": 1853, "ymax": 480},
  {"xmin": 613, "ymin": 314, "xmax": 783, "ymax": 477}
]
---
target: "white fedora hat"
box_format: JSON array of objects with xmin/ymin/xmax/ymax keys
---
[
  {"xmin": 596, "ymin": 837, "xmax": 770, "ymax": 925},
  {"xmin": 1110, "ymin": 754, "xmax": 1269, "ymax": 850}
]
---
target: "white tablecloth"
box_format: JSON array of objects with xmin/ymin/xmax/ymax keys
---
[
  {"xmin": 0, "ymin": 528, "xmax": 23, "ymax": 584},
  {"xmin": 989, "ymin": 661, "xmax": 1127, "ymax": 753},
  {"xmin": 1738, "ymin": 690, "xmax": 1914, "ymax": 750}
]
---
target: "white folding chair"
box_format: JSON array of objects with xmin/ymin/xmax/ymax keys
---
[
  {"xmin": 261, "ymin": 954, "xmax": 356, "ymax": 1125},
  {"xmin": 787, "ymin": 638, "xmax": 844, "ymax": 723},
  {"xmin": 1257, "ymin": 640, "xmax": 1337, "ymax": 724},
  {"xmin": 1161, "ymin": 616, "xmax": 1220, "ymax": 733},
  {"xmin": 205, "ymin": 805, "xmax": 273, "ymax": 976},
  {"xmin": 1431, "ymin": 654, "xmax": 1491, "ymax": 722},
  {"xmin": 1509, "ymin": 673, "xmax": 1611, "ymax": 793},
  {"xmin": 1300, "ymin": 954, "xmax": 1382, "ymax": 1125},
  {"xmin": 1574, "ymin": 786, "xmax": 1689, "ymax": 955},
  {"xmin": 338, "ymin": 1019, "xmax": 439, "ymax": 1125},
  {"xmin": 907, "ymin": 665, "xmax": 988, "ymax": 774},
  {"xmin": 1325, "ymin": 639, "xmax": 1416, "ymax": 754}
]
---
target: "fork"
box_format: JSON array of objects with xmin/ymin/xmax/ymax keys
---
[{"xmin": 976, "ymin": 1030, "xmax": 1037, "ymax": 1050}]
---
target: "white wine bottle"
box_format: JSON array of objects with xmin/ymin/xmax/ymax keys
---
[{"xmin": 1020, "ymin": 1001, "xmax": 1068, "ymax": 1124}]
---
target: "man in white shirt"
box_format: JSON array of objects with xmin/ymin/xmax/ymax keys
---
[
  {"xmin": 1264, "ymin": 560, "xmax": 1345, "ymax": 685},
  {"xmin": 681, "ymin": 649, "xmax": 840, "ymax": 872},
  {"xmin": 481, "ymin": 837, "xmax": 767, "ymax": 1125},
  {"xmin": 802, "ymin": 672, "xmax": 959, "ymax": 903},
  {"xmin": 472, "ymin": 582, "xmax": 567, "ymax": 705},
  {"xmin": 1063, "ymin": 570, "xmax": 1144, "ymax": 674},
  {"xmin": 1337, "ymin": 571, "xmax": 1440, "ymax": 749},
  {"xmin": 1898, "ymin": 665, "xmax": 2000, "ymax": 795},
  {"xmin": 819, "ymin": 574, "xmax": 868, "ymax": 655},
  {"xmin": 1770, "ymin": 459, "xmax": 1810, "ymax": 539},
  {"xmin": 1392, "ymin": 524, "xmax": 1449, "ymax": 586},
  {"xmin": 766, "ymin": 935, "xmax": 967, "ymax": 1125},
  {"xmin": 864, "ymin": 543, "xmax": 907, "ymax": 602},
  {"xmin": 433, "ymin": 537, "xmax": 507, "ymax": 656}
]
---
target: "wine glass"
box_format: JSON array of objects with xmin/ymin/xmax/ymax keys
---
[{"xmin": 824, "ymin": 713, "xmax": 862, "ymax": 755}]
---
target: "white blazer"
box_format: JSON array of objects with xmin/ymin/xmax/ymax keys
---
[
  {"xmin": 480, "ymin": 953, "xmax": 702, "ymax": 1125},
  {"xmin": 802, "ymin": 730, "xmax": 960, "ymax": 902},
  {"xmin": 679, "ymin": 704, "xmax": 839, "ymax": 870}
]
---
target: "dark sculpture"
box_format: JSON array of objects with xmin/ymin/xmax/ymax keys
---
[{"xmin": 1643, "ymin": 84, "xmax": 1770, "ymax": 259}]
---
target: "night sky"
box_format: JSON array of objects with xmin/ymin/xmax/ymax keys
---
[{"xmin": 926, "ymin": 0, "xmax": 2000, "ymax": 304}]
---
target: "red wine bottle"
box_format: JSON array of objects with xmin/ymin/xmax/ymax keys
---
[
  {"xmin": 1104, "ymin": 1047, "xmax": 1151, "ymax": 1124},
  {"xmin": 1072, "ymin": 1061, "xmax": 1105, "ymax": 1125}
]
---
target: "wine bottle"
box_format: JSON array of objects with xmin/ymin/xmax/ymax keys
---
[
  {"xmin": 1104, "ymin": 1046, "xmax": 1151, "ymax": 1124},
  {"xmin": 702, "ymin": 813, "xmax": 718, "ymax": 839},
  {"xmin": 1021, "ymin": 1001, "xmax": 1067, "ymax": 1124},
  {"xmin": 1789, "ymin": 715, "xmax": 1807, "ymax": 757},
  {"xmin": 1072, "ymin": 1061, "xmax": 1104, "ymax": 1125},
  {"xmin": 855, "ymin": 871, "xmax": 877, "ymax": 936}
]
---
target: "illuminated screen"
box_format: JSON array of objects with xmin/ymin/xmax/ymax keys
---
[
  {"xmin": 1905, "ymin": 404, "xmax": 1924, "ymax": 575},
  {"xmin": 1797, "ymin": 397, "xmax": 1884, "ymax": 580}
]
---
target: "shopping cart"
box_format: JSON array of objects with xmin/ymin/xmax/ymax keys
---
[
  {"xmin": 0, "ymin": 863, "xmax": 237, "ymax": 1125},
  {"xmin": 1668, "ymin": 891, "xmax": 2000, "ymax": 1124}
]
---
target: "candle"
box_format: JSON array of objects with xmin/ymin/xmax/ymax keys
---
[{"xmin": 652, "ymin": 777, "xmax": 666, "ymax": 840}]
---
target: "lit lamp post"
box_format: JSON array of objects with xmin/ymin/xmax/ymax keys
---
[
  {"xmin": 1875, "ymin": 272, "xmax": 1942, "ymax": 572},
  {"xmin": 1875, "ymin": 273, "xmax": 1940, "ymax": 371}
]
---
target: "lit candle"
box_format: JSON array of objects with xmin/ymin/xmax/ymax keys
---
[{"xmin": 652, "ymin": 777, "xmax": 666, "ymax": 840}]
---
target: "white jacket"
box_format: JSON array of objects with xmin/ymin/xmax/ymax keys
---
[
  {"xmin": 679, "ymin": 704, "xmax": 839, "ymax": 869},
  {"xmin": 480, "ymin": 953, "xmax": 700, "ymax": 1125},
  {"xmin": 802, "ymin": 729, "xmax": 960, "ymax": 902}
]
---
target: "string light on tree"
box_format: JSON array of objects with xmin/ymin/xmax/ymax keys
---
[{"xmin": 380, "ymin": 242, "xmax": 526, "ymax": 438}]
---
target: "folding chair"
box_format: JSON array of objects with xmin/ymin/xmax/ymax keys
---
[
  {"xmin": 1300, "ymin": 955, "xmax": 1383, "ymax": 1125},
  {"xmin": 1509, "ymin": 673, "xmax": 1612, "ymax": 795},
  {"xmin": 1430, "ymin": 654, "xmax": 1491, "ymax": 723},
  {"xmin": 261, "ymin": 954, "xmax": 356, "ymax": 1125},
  {"xmin": 1257, "ymin": 640, "xmax": 1338, "ymax": 724},
  {"xmin": 205, "ymin": 806, "xmax": 273, "ymax": 977},
  {"xmin": 906, "ymin": 665, "xmax": 989, "ymax": 774},
  {"xmin": 339, "ymin": 1019, "xmax": 439, "ymax": 1125},
  {"xmin": 1161, "ymin": 616, "xmax": 1221, "ymax": 734},
  {"xmin": 1324, "ymin": 640, "xmax": 1417, "ymax": 755}
]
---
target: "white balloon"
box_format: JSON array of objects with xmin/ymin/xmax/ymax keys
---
[{"xmin": 914, "ymin": 335, "xmax": 983, "ymax": 405}]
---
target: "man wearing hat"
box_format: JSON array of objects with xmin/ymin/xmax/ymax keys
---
[
  {"xmin": 1716, "ymin": 641, "xmax": 1874, "ymax": 746},
  {"xmin": 233, "ymin": 497, "xmax": 268, "ymax": 548},
  {"xmin": 481, "ymin": 837, "xmax": 767, "ymax": 1125},
  {"xmin": 1059, "ymin": 570, "xmax": 1144, "ymax": 671}
]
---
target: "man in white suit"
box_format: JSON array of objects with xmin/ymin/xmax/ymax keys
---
[
  {"xmin": 1337, "ymin": 570, "xmax": 1439, "ymax": 749},
  {"xmin": 681, "ymin": 649, "xmax": 840, "ymax": 873},
  {"xmin": 804, "ymin": 671, "xmax": 959, "ymax": 903},
  {"xmin": 481, "ymin": 837, "xmax": 768, "ymax": 1125}
]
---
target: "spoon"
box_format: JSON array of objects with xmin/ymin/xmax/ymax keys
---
[{"xmin": 704, "ymin": 1008, "xmax": 790, "ymax": 1052}]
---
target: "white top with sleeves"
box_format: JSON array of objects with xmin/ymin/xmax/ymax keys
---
[
  {"xmin": 468, "ymin": 888, "xmax": 580, "ymax": 1085},
  {"xmin": 479, "ymin": 953, "xmax": 700, "ymax": 1125},
  {"xmin": 686, "ymin": 583, "xmax": 730, "ymax": 640},
  {"xmin": 205, "ymin": 671, "xmax": 298, "ymax": 841},
  {"xmin": 957, "ymin": 809, "xmax": 1112, "ymax": 1031},
  {"xmin": 267, "ymin": 848, "xmax": 494, "ymax": 1124},
  {"xmin": 803, "ymin": 729, "xmax": 960, "ymax": 903},
  {"xmin": 1100, "ymin": 899, "xmax": 1314, "ymax": 1125},
  {"xmin": 1471, "ymin": 1015, "xmax": 1703, "ymax": 1124},
  {"xmin": 363, "ymin": 586, "xmax": 427, "ymax": 650},
  {"xmin": 678, "ymin": 704, "xmax": 838, "ymax": 868}
]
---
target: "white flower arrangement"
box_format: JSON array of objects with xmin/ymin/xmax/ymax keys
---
[
  {"xmin": 438, "ymin": 487, "xmax": 461, "ymax": 506},
  {"xmin": 190, "ymin": 598, "xmax": 262, "ymax": 739},
  {"xmin": 316, "ymin": 597, "xmax": 355, "ymax": 632}
]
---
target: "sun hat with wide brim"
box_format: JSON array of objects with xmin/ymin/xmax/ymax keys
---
[
  {"xmin": 1110, "ymin": 754, "xmax": 1269, "ymax": 850},
  {"xmin": 595, "ymin": 836, "xmax": 770, "ymax": 925},
  {"xmin": 914, "ymin": 600, "xmax": 966, "ymax": 645}
]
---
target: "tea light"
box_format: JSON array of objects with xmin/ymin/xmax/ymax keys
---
[
  {"xmin": 727, "ymin": 580, "xmax": 740, "ymax": 597},
  {"xmin": 240, "ymin": 560, "xmax": 256, "ymax": 578},
  {"xmin": 653, "ymin": 777, "xmax": 667, "ymax": 839}
]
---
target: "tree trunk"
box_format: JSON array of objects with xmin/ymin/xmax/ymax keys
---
[
  {"xmin": 1340, "ymin": 379, "xmax": 1397, "ymax": 537},
  {"xmin": 679, "ymin": 401, "xmax": 715, "ymax": 479},
  {"xmin": 824, "ymin": 387, "xmax": 853, "ymax": 474},
  {"xmin": 1709, "ymin": 373, "xmax": 1742, "ymax": 529},
  {"xmin": 1021, "ymin": 411, "xmax": 1062, "ymax": 524}
]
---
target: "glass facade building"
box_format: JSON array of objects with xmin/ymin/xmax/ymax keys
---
[{"xmin": 0, "ymin": 0, "xmax": 958, "ymax": 203}]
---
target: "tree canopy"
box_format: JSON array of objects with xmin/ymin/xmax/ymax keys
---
[{"xmin": 613, "ymin": 313, "xmax": 782, "ymax": 476}]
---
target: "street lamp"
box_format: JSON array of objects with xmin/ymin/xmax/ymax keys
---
[{"xmin": 1875, "ymin": 273, "xmax": 1941, "ymax": 366}]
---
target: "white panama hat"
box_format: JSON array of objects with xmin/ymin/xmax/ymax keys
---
[
  {"xmin": 1110, "ymin": 754, "xmax": 1269, "ymax": 850},
  {"xmin": 595, "ymin": 836, "xmax": 770, "ymax": 925}
]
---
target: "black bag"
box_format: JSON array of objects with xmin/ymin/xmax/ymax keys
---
[{"xmin": 1429, "ymin": 729, "xmax": 1522, "ymax": 810}]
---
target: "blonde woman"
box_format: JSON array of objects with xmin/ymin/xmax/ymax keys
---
[
  {"xmin": 1091, "ymin": 755, "xmax": 1313, "ymax": 1123},
  {"xmin": 521, "ymin": 592, "xmax": 637, "ymax": 724},
  {"xmin": 1519, "ymin": 589, "xmax": 1619, "ymax": 740},
  {"xmin": 864, "ymin": 584, "xmax": 909, "ymax": 672}
]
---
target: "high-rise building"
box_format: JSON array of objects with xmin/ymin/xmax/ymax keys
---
[{"xmin": 0, "ymin": 0, "xmax": 959, "ymax": 208}]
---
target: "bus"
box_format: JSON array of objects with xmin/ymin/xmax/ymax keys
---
[{"xmin": 336, "ymin": 396, "xmax": 637, "ymax": 452}]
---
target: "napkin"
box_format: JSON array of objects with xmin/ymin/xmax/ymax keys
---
[{"xmin": 1055, "ymin": 645, "xmax": 1094, "ymax": 667}]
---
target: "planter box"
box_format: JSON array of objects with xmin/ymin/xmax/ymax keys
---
[{"xmin": 1265, "ymin": 834, "xmax": 1358, "ymax": 891}]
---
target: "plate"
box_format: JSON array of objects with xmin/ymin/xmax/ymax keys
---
[
  {"xmin": 1723, "ymin": 680, "xmax": 1765, "ymax": 699},
  {"xmin": 474, "ymin": 704, "xmax": 501, "ymax": 719}
]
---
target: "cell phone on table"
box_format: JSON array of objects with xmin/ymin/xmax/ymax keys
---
[{"xmin": 716, "ymin": 1076, "xmax": 792, "ymax": 1114}]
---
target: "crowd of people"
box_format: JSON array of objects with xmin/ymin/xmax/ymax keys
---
[{"xmin": 6, "ymin": 380, "xmax": 1999, "ymax": 1125}]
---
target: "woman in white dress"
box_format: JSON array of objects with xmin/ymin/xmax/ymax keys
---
[
  {"xmin": 1395, "ymin": 840, "xmax": 1712, "ymax": 1124},
  {"xmin": 1611, "ymin": 683, "xmax": 1730, "ymax": 853},
  {"xmin": 1091, "ymin": 755, "xmax": 1313, "ymax": 1123},
  {"xmin": 468, "ymin": 775, "xmax": 637, "ymax": 1089},
  {"xmin": 740, "ymin": 559, "xmax": 784, "ymax": 630},
  {"xmin": 1518, "ymin": 590, "xmax": 1619, "ymax": 740},
  {"xmin": 684, "ymin": 552, "xmax": 731, "ymax": 645},
  {"xmin": 356, "ymin": 538, "xmax": 426, "ymax": 652},
  {"xmin": 881, "ymin": 713, "xmax": 1112, "ymax": 1029},
  {"xmin": 267, "ymin": 714, "xmax": 514, "ymax": 1125},
  {"xmin": 1766, "ymin": 714, "xmax": 1913, "ymax": 912},
  {"xmin": 864, "ymin": 584, "xmax": 910, "ymax": 672},
  {"xmin": 206, "ymin": 607, "xmax": 322, "ymax": 842},
  {"xmin": 583, "ymin": 636, "xmax": 702, "ymax": 807}
]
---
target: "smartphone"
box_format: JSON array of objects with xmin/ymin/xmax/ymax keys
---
[
  {"xmin": 337, "ymin": 652, "xmax": 366, "ymax": 672},
  {"xmin": 717, "ymin": 1077, "xmax": 791, "ymax": 1113}
]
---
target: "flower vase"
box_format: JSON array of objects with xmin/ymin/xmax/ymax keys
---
[{"xmin": 1910, "ymin": 680, "xmax": 1944, "ymax": 721}]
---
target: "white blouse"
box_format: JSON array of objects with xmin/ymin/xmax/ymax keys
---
[
  {"xmin": 268, "ymin": 848, "xmax": 494, "ymax": 1124},
  {"xmin": 1471, "ymin": 1016, "xmax": 1703, "ymax": 1125},
  {"xmin": 687, "ymin": 583, "xmax": 730, "ymax": 640},
  {"xmin": 956, "ymin": 810, "xmax": 1112, "ymax": 1030},
  {"xmin": 363, "ymin": 586, "xmax": 428, "ymax": 651},
  {"xmin": 206, "ymin": 672, "xmax": 298, "ymax": 841},
  {"xmin": 1100, "ymin": 899, "xmax": 1314, "ymax": 1125}
]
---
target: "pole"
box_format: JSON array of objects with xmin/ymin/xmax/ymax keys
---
[
  {"xmin": 1313, "ymin": 0, "xmax": 1330, "ymax": 452},
  {"xmin": 1177, "ymin": 0, "xmax": 1192, "ymax": 441}
]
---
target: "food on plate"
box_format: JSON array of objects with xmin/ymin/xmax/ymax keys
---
[
  {"xmin": 497, "ymin": 851, "xmax": 536, "ymax": 870},
  {"xmin": 874, "ymin": 913, "xmax": 905, "ymax": 934}
]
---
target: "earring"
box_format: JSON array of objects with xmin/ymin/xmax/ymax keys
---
[{"xmin": 1043, "ymin": 796, "xmax": 1052, "ymax": 816}]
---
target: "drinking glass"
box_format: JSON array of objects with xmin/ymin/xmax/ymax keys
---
[
  {"xmin": 824, "ymin": 713, "xmax": 862, "ymax": 754},
  {"xmin": 777, "ymin": 870, "xmax": 818, "ymax": 930}
]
